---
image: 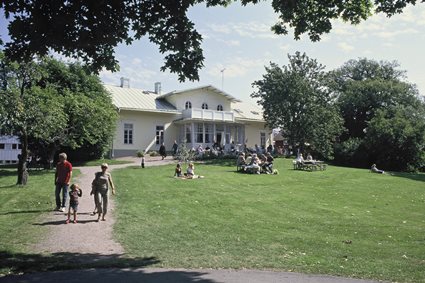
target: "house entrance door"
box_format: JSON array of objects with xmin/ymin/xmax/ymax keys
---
[{"xmin": 216, "ymin": 132, "xmax": 224, "ymax": 148}]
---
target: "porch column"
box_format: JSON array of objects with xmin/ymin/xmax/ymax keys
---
[{"xmin": 191, "ymin": 122, "xmax": 195, "ymax": 148}]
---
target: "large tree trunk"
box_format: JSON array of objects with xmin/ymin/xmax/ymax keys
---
[{"xmin": 17, "ymin": 131, "xmax": 29, "ymax": 185}]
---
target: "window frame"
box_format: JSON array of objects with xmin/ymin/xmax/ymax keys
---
[
  {"xmin": 124, "ymin": 123, "xmax": 134, "ymax": 145},
  {"xmin": 155, "ymin": 125, "xmax": 164, "ymax": 145}
]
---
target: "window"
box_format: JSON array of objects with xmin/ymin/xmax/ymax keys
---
[
  {"xmin": 12, "ymin": 144, "xmax": 18, "ymax": 150},
  {"xmin": 202, "ymin": 103, "xmax": 208, "ymax": 110},
  {"xmin": 260, "ymin": 132, "xmax": 266, "ymax": 147},
  {"xmin": 185, "ymin": 124, "xmax": 192, "ymax": 143},
  {"xmin": 205, "ymin": 124, "xmax": 212, "ymax": 143},
  {"xmin": 0, "ymin": 143, "xmax": 4, "ymax": 150},
  {"xmin": 217, "ymin": 104, "xmax": 223, "ymax": 111},
  {"xmin": 156, "ymin": 126, "xmax": 164, "ymax": 145},
  {"xmin": 185, "ymin": 101, "xmax": 192, "ymax": 109},
  {"xmin": 195, "ymin": 123, "xmax": 203, "ymax": 143},
  {"xmin": 18, "ymin": 144, "xmax": 22, "ymax": 149},
  {"xmin": 124, "ymin": 123, "xmax": 133, "ymax": 144}
]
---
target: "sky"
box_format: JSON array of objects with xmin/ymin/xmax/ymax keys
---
[{"xmin": 2, "ymin": 2, "xmax": 425, "ymax": 103}]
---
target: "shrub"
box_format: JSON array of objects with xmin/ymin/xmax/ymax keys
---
[{"xmin": 149, "ymin": 151, "xmax": 159, "ymax": 157}]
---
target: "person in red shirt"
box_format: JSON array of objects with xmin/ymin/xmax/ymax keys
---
[{"xmin": 54, "ymin": 152, "xmax": 72, "ymax": 212}]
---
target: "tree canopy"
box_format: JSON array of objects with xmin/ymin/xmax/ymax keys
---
[
  {"xmin": 1, "ymin": 0, "xmax": 422, "ymax": 81},
  {"xmin": 0, "ymin": 53, "xmax": 118, "ymax": 184},
  {"xmin": 251, "ymin": 52, "xmax": 343, "ymax": 159},
  {"xmin": 329, "ymin": 58, "xmax": 425, "ymax": 171}
]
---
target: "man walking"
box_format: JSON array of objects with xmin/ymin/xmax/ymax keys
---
[{"xmin": 54, "ymin": 153, "xmax": 72, "ymax": 212}]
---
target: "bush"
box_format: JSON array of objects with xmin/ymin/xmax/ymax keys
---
[
  {"xmin": 136, "ymin": 150, "xmax": 145, "ymax": 158},
  {"xmin": 148, "ymin": 151, "xmax": 159, "ymax": 157},
  {"xmin": 175, "ymin": 144, "xmax": 196, "ymax": 163}
]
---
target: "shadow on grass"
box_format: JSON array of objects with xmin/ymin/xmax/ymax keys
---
[
  {"xmin": 1, "ymin": 268, "xmax": 217, "ymax": 283},
  {"xmin": 389, "ymin": 171, "xmax": 425, "ymax": 183},
  {"xmin": 203, "ymin": 159, "xmax": 236, "ymax": 167},
  {"xmin": 0, "ymin": 250, "xmax": 160, "ymax": 276},
  {"xmin": 0, "ymin": 209, "xmax": 52, "ymax": 215}
]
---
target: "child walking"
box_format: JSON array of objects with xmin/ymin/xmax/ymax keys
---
[{"xmin": 66, "ymin": 183, "xmax": 82, "ymax": 224}]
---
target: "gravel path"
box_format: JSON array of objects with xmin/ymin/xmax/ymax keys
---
[{"xmin": 33, "ymin": 156, "xmax": 174, "ymax": 257}]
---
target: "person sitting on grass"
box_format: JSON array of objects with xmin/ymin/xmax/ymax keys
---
[
  {"xmin": 244, "ymin": 153, "xmax": 261, "ymax": 174},
  {"xmin": 237, "ymin": 152, "xmax": 246, "ymax": 171},
  {"xmin": 265, "ymin": 152, "xmax": 274, "ymax": 174},
  {"xmin": 175, "ymin": 163, "xmax": 182, "ymax": 177},
  {"xmin": 66, "ymin": 184, "xmax": 82, "ymax": 224},
  {"xmin": 371, "ymin": 164, "xmax": 385, "ymax": 174},
  {"xmin": 184, "ymin": 163, "xmax": 204, "ymax": 179}
]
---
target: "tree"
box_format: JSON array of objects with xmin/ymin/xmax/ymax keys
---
[
  {"xmin": 329, "ymin": 58, "xmax": 425, "ymax": 170},
  {"xmin": 364, "ymin": 105, "xmax": 425, "ymax": 171},
  {"xmin": 251, "ymin": 52, "xmax": 343, "ymax": 159},
  {"xmin": 1, "ymin": 0, "xmax": 422, "ymax": 81},
  {"xmin": 0, "ymin": 53, "xmax": 67, "ymax": 184},
  {"xmin": 330, "ymin": 59, "xmax": 418, "ymax": 140},
  {"xmin": 35, "ymin": 58, "xmax": 118, "ymax": 162},
  {"xmin": 0, "ymin": 54, "xmax": 118, "ymax": 185}
]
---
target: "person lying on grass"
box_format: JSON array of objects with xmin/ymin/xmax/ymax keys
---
[{"xmin": 371, "ymin": 164, "xmax": 385, "ymax": 174}]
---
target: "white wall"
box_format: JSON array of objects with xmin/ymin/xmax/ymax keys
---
[
  {"xmin": 0, "ymin": 136, "xmax": 21, "ymax": 164},
  {"xmin": 243, "ymin": 121, "xmax": 271, "ymax": 148},
  {"xmin": 166, "ymin": 89, "xmax": 232, "ymax": 111},
  {"xmin": 113, "ymin": 110, "xmax": 180, "ymax": 154}
]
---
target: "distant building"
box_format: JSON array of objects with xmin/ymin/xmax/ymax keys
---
[
  {"xmin": 0, "ymin": 135, "xmax": 22, "ymax": 165},
  {"xmin": 105, "ymin": 81, "xmax": 272, "ymax": 157}
]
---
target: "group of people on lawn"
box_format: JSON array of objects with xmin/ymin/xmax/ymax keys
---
[
  {"xmin": 236, "ymin": 152, "xmax": 274, "ymax": 174},
  {"xmin": 174, "ymin": 162, "xmax": 204, "ymax": 179}
]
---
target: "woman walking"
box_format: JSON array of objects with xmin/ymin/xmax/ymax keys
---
[{"xmin": 91, "ymin": 163, "xmax": 116, "ymax": 222}]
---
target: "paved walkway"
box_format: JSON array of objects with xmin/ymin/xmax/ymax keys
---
[{"xmin": 3, "ymin": 156, "xmax": 382, "ymax": 283}]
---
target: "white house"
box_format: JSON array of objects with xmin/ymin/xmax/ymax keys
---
[
  {"xmin": 0, "ymin": 135, "xmax": 22, "ymax": 164},
  {"xmin": 105, "ymin": 80, "xmax": 272, "ymax": 157}
]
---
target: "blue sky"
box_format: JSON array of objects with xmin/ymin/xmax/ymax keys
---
[
  {"xmin": 1, "ymin": 2, "xmax": 424, "ymax": 102},
  {"xmin": 100, "ymin": 2, "xmax": 425, "ymax": 102}
]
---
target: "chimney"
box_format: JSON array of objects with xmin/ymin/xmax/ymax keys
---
[
  {"xmin": 120, "ymin": 77, "xmax": 130, "ymax": 88},
  {"xmin": 154, "ymin": 82, "xmax": 161, "ymax": 94}
]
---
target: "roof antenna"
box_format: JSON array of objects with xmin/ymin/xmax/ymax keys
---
[{"xmin": 220, "ymin": 68, "xmax": 226, "ymax": 90}]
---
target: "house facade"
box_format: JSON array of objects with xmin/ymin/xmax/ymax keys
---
[
  {"xmin": 0, "ymin": 135, "xmax": 22, "ymax": 165},
  {"xmin": 105, "ymin": 83, "xmax": 271, "ymax": 158}
]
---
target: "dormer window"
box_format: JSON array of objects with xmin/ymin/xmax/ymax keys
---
[
  {"xmin": 202, "ymin": 103, "xmax": 208, "ymax": 109},
  {"xmin": 185, "ymin": 101, "xmax": 192, "ymax": 109},
  {"xmin": 217, "ymin": 104, "xmax": 223, "ymax": 111}
]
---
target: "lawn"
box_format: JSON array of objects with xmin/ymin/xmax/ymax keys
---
[
  {"xmin": 112, "ymin": 158, "xmax": 425, "ymax": 283},
  {"xmin": 0, "ymin": 159, "xmax": 423, "ymax": 281}
]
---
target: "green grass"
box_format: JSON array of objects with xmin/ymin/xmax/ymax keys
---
[
  {"xmin": 73, "ymin": 158, "xmax": 132, "ymax": 167},
  {"xmin": 113, "ymin": 159, "xmax": 425, "ymax": 283},
  {"xmin": 0, "ymin": 169, "xmax": 56, "ymax": 275},
  {"xmin": 0, "ymin": 169, "xmax": 57, "ymax": 253},
  {"xmin": 0, "ymin": 160, "xmax": 424, "ymax": 281}
]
